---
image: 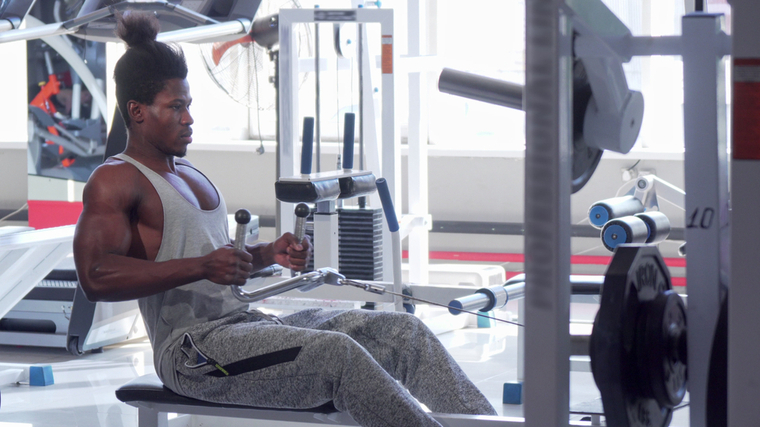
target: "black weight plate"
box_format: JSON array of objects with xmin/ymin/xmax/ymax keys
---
[
  {"xmin": 572, "ymin": 58, "xmax": 603, "ymax": 194},
  {"xmin": 590, "ymin": 245, "xmax": 675, "ymax": 427},
  {"xmin": 706, "ymin": 292, "xmax": 727, "ymax": 427},
  {"xmin": 636, "ymin": 291, "xmax": 687, "ymax": 408}
]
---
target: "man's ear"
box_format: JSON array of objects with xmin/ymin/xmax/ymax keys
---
[{"xmin": 127, "ymin": 101, "xmax": 144, "ymax": 124}]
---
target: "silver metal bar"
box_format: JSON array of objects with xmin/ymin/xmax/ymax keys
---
[
  {"xmin": 231, "ymin": 271, "xmax": 322, "ymax": 303},
  {"xmin": 448, "ymin": 275, "xmax": 603, "ymax": 314},
  {"xmin": 232, "ymin": 267, "xmax": 345, "ymax": 303},
  {"xmin": 314, "ymin": 21, "xmax": 321, "ymax": 173},
  {"xmin": 0, "ymin": 21, "xmax": 73, "ymax": 43},
  {"xmin": 438, "ymin": 68, "xmax": 524, "ymax": 110},
  {"xmin": 575, "ymin": 34, "xmax": 731, "ymax": 60},
  {"xmin": 157, "ymin": 19, "xmax": 250, "ymax": 43}
]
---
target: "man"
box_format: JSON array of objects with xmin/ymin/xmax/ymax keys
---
[{"xmin": 74, "ymin": 13, "xmax": 497, "ymax": 427}]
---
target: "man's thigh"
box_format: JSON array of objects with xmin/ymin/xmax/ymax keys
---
[{"xmin": 172, "ymin": 317, "xmax": 363, "ymax": 409}]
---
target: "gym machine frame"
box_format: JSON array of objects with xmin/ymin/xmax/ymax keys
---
[
  {"xmin": 727, "ymin": 0, "xmax": 760, "ymax": 425},
  {"xmin": 277, "ymin": 8, "xmax": 433, "ymax": 288},
  {"xmin": 522, "ymin": 2, "xmax": 731, "ymax": 426}
]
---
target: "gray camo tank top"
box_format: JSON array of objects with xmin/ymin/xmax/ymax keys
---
[{"xmin": 113, "ymin": 153, "xmax": 248, "ymax": 390}]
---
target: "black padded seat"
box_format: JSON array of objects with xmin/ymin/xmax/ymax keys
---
[
  {"xmin": 275, "ymin": 179, "xmax": 341, "ymax": 203},
  {"xmin": 275, "ymin": 170, "xmax": 376, "ymax": 204},
  {"xmin": 338, "ymin": 173, "xmax": 376, "ymax": 199},
  {"xmin": 116, "ymin": 375, "xmax": 506, "ymax": 426},
  {"xmin": 116, "ymin": 373, "xmax": 337, "ymax": 413},
  {"xmin": 116, "ymin": 374, "xmax": 352, "ymax": 427}
]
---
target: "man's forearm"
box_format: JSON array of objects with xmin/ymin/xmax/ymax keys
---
[
  {"xmin": 246, "ymin": 242, "xmax": 276, "ymax": 271},
  {"xmin": 79, "ymin": 254, "xmax": 209, "ymax": 302}
]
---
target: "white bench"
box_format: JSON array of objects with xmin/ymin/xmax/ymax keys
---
[{"xmin": 116, "ymin": 374, "xmax": 519, "ymax": 427}]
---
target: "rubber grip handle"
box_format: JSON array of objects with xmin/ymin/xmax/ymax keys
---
[
  {"xmin": 375, "ymin": 178, "xmax": 399, "ymax": 232},
  {"xmin": 301, "ymin": 117, "xmax": 315, "ymax": 175},
  {"xmin": 342, "ymin": 113, "xmax": 355, "ymax": 169},
  {"xmin": 233, "ymin": 209, "xmax": 251, "ymax": 251}
]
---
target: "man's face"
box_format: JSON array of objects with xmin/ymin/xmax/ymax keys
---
[{"xmin": 142, "ymin": 78, "xmax": 194, "ymax": 157}]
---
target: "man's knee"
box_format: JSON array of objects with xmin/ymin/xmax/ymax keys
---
[
  {"xmin": 367, "ymin": 311, "xmax": 429, "ymax": 337},
  {"xmin": 305, "ymin": 330, "xmax": 367, "ymax": 363}
]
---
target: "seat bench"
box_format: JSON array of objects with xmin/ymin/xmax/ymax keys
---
[
  {"xmin": 115, "ymin": 373, "xmax": 357, "ymax": 427},
  {"xmin": 116, "ymin": 374, "xmax": 516, "ymax": 427}
]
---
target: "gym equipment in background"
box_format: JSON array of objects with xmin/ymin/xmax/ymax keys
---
[
  {"xmin": 438, "ymin": 50, "xmax": 643, "ymax": 194},
  {"xmin": 588, "ymin": 174, "xmax": 684, "ymax": 252},
  {"xmin": 0, "ymin": 269, "xmax": 145, "ymax": 355}
]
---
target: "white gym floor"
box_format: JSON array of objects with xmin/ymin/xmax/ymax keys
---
[{"xmin": 0, "ymin": 309, "xmax": 690, "ymax": 427}]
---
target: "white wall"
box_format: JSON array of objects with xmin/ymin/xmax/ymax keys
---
[
  {"xmin": 0, "ymin": 143, "xmax": 685, "ymax": 262},
  {"xmin": 0, "ymin": 32, "xmax": 29, "ymax": 212},
  {"xmin": 175, "ymin": 146, "xmax": 686, "ymax": 259}
]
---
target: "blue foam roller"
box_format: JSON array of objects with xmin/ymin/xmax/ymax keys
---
[
  {"xmin": 30, "ymin": 365, "xmax": 54, "ymax": 386},
  {"xmin": 503, "ymin": 382, "xmax": 523, "ymax": 404},
  {"xmin": 588, "ymin": 196, "xmax": 644, "ymax": 229},
  {"xmin": 342, "ymin": 113, "xmax": 355, "ymax": 169},
  {"xmin": 375, "ymin": 178, "xmax": 399, "ymax": 232},
  {"xmin": 601, "ymin": 215, "xmax": 649, "ymax": 252},
  {"xmin": 300, "ymin": 117, "xmax": 315, "ymax": 175},
  {"xmin": 477, "ymin": 311, "xmax": 495, "ymax": 328}
]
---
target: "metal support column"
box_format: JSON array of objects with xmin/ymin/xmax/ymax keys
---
[
  {"xmin": 406, "ymin": 0, "xmax": 429, "ymax": 285},
  {"xmin": 379, "ymin": 12, "xmax": 399, "ymax": 284},
  {"xmin": 278, "ymin": 13, "xmax": 301, "ymax": 236},
  {"xmin": 729, "ymin": 0, "xmax": 760, "ymax": 425},
  {"xmin": 524, "ymin": 0, "xmax": 572, "ymax": 425},
  {"xmin": 682, "ymin": 13, "xmax": 730, "ymax": 427},
  {"xmin": 314, "ymin": 201, "xmax": 339, "ymax": 271}
]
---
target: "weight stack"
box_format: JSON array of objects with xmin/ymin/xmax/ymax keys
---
[
  {"xmin": 338, "ymin": 207, "xmax": 384, "ymax": 281},
  {"xmin": 302, "ymin": 207, "xmax": 384, "ymax": 280}
]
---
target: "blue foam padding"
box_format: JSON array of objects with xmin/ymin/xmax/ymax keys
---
[
  {"xmin": 503, "ymin": 382, "xmax": 523, "ymax": 404},
  {"xmin": 300, "ymin": 117, "xmax": 315, "ymax": 175},
  {"xmin": 603, "ymin": 224, "xmax": 628, "ymax": 249},
  {"xmin": 375, "ymin": 178, "xmax": 399, "ymax": 232},
  {"xmin": 477, "ymin": 311, "xmax": 495, "ymax": 328},
  {"xmin": 342, "ymin": 113, "xmax": 355, "ymax": 169},
  {"xmin": 30, "ymin": 365, "xmax": 54, "ymax": 386},
  {"xmin": 588, "ymin": 205, "xmax": 609, "ymax": 227}
]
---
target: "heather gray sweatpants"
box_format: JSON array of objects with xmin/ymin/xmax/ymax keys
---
[{"xmin": 169, "ymin": 308, "xmax": 496, "ymax": 427}]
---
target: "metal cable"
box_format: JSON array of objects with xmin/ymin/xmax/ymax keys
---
[{"xmin": 341, "ymin": 279, "xmax": 524, "ymax": 327}]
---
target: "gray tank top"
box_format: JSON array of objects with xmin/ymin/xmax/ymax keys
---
[{"xmin": 114, "ymin": 154, "xmax": 248, "ymax": 390}]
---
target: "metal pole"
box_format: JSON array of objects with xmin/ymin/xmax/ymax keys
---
[
  {"xmin": 524, "ymin": 0, "xmax": 572, "ymax": 425},
  {"xmin": 314, "ymin": 21, "xmax": 322, "ymax": 173},
  {"xmin": 729, "ymin": 1, "xmax": 760, "ymax": 425},
  {"xmin": 682, "ymin": 14, "xmax": 729, "ymax": 427}
]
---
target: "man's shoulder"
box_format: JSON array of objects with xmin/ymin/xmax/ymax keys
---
[
  {"xmin": 85, "ymin": 157, "xmax": 148, "ymax": 200},
  {"xmin": 92, "ymin": 156, "xmax": 141, "ymax": 180}
]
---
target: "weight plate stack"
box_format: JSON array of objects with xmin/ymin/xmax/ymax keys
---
[{"xmin": 590, "ymin": 245, "xmax": 687, "ymax": 427}]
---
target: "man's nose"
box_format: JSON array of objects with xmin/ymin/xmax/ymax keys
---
[{"xmin": 182, "ymin": 109, "xmax": 194, "ymax": 125}]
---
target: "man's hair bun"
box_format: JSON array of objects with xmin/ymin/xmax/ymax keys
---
[{"xmin": 115, "ymin": 12, "xmax": 160, "ymax": 48}]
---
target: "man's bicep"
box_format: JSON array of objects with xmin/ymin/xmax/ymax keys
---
[{"xmin": 74, "ymin": 178, "xmax": 134, "ymax": 260}]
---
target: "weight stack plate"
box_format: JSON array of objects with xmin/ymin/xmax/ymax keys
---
[
  {"xmin": 337, "ymin": 207, "xmax": 384, "ymax": 281},
  {"xmin": 590, "ymin": 245, "xmax": 680, "ymax": 427}
]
